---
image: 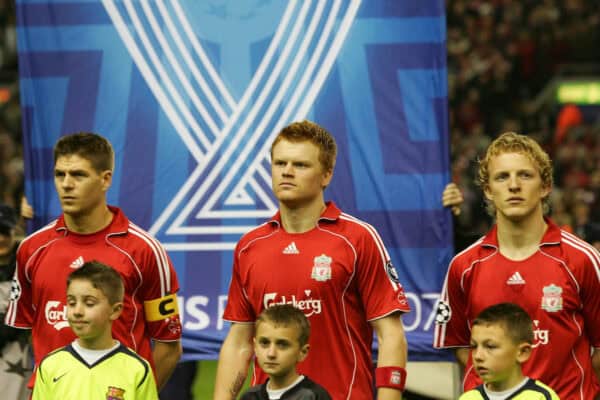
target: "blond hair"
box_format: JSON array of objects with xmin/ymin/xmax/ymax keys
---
[{"xmin": 478, "ymin": 132, "xmax": 553, "ymax": 215}]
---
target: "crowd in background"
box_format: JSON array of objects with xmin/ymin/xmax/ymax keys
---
[
  {"xmin": 447, "ymin": 0, "xmax": 600, "ymax": 250},
  {"xmin": 0, "ymin": 0, "xmax": 22, "ymax": 232}
]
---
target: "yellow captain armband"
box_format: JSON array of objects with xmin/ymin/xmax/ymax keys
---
[{"xmin": 143, "ymin": 293, "xmax": 180, "ymax": 322}]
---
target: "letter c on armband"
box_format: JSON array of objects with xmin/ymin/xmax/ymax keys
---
[{"xmin": 143, "ymin": 293, "xmax": 180, "ymax": 322}]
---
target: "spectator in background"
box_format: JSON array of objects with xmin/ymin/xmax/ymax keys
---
[
  {"xmin": 445, "ymin": 1, "xmax": 600, "ymax": 245},
  {"xmin": 0, "ymin": 203, "xmax": 31, "ymax": 400},
  {"xmin": 572, "ymin": 200, "xmax": 600, "ymax": 251},
  {"xmin": 435, "ymin": 132, "xmax": 600, "ymax": 399}
]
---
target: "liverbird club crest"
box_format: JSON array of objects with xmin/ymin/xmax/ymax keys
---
[
  {"xmin": 311, "ymin": 254, "xmax": 332, "ymax": 282},
  {"xmin": 541, "ymin": 284, "xmax": 563, "ymax": 312}
]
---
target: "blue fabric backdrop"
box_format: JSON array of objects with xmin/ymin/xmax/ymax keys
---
[{"xmin": 17, "ymin": 0, "xmax": 452, "ymax": 361}]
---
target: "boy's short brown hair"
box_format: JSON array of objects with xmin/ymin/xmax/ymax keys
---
[
  {"xmin": 472, "ymin": 302, "xmax": 534, "ymax": 345},
  {"xmin": 256, "ymin": 304, "xmax": 311, "ymax": 346},
  {"xmin": 67, "ymin": 261, "xmax": 124, "ymax": 305}
]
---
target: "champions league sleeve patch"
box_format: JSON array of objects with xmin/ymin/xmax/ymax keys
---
[
  {"xmin": 143, "ymin": 293, "xmax": 180, "ymax": 322},
  {"xmin": 435, "ymin": 301, "xmax": 452, "ymax": 324},
  {"xmin": 385, "ymin": 261, "xmax": 400, "ymax": 284},
  {"xmin": 9, "ymin": 277, "xmax": 21, "ymax": 301}
]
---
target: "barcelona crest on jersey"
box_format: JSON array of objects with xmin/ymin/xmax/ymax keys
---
[{"xmin": 106, "ymin": 386, "xmax": 125, "ymax": 400}]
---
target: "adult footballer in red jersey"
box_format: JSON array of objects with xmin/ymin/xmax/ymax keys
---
[
  {"xmin": 214, "ymin": 120, "xmax": 410, "ymax": 400},
  {"xmin": 4, "ymin": 132, "xmax": 182, "ymax": 390},
  {"xmin": 434, "ymin": 132, "xmax": 600, "ymax": 399}
]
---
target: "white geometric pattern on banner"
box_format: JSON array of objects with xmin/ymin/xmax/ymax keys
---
[{"xmin": 102, "ymin": 0, "xmax": 360, "ymax": 250}]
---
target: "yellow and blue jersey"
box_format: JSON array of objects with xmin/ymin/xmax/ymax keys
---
[
  {"xmin": 459, "ymin": 378, "xmax": 560, "ymax": 400},
  {"xmin": 32, "ymin": 342, "xmax": 158, "ymax": 400}
]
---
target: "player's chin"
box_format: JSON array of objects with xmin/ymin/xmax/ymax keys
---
[
  {"xmin": 61, "ymin": 204, "xmax": 82, "ymax": 215},
  {"xmin": 274, "ymin": 190, "xmax": 296, "ymax": 201},
  {"xmin": 260, "ymin": 363, "xmax": 279, "ymax": 371},
  {"xmin": 69, "ymin": 321, "xmax": 88, "ymax": 330},
  {"xmin": 475, "ymin": 368, "xmax": 491, "ymax": 379}
]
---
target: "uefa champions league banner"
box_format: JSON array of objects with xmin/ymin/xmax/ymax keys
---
[{"xmin": 17, "ymin": 0, "xmax": 452, "ymax": 361}]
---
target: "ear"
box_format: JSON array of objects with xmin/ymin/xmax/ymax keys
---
[
  {"xmin": 516, "ymin": 342, "xmax": 532, "ymax": 364},
  {"xmin": 321, "ymin": 169, "xmax": 333, "ymax": 189},
  {"xmin": 110, "ymin": 302, "xmax": 123, "ymax": 321},
  {"xmin": 101, "ymin": 170, "xmax": 113, "ymax": 192},
  {"xmin": 298, "ymin": 343, "xmax": 309, "ymax": 363},
  {"xmin": 483, "ymin": 184, "xmax": 493, "ymax": 201},
  {"xmin": 540, "ymin": 184, "xmax": 551, "ymax": 199}
]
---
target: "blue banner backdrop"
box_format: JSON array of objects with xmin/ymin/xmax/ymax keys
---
[{"xmin": 17, "ymin": 0, "xmax": 452, "ymax": 361}]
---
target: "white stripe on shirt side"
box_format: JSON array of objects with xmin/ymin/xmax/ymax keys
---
[
  {"xmin": 561, "ymin": 231, "xmax": 600, "ymax": 282},
  {"xmin": 571, "ymin": 347, "xmax": 586, "ymax": 400},
  {"xmin": 127, "ymin": 224, "xmax": 170, "ymax": 296},
  {"xmin": 433, "ymin": 238, "xmax": 492, "ymax": 348},
  {"xmin": 338, "ymin": 213, "xmax": 397, "ymax": 290},
  {"xmin": 539, "ymin": 248, "xmax": 581, "ymax": 293},
  {"xmin": 317, "ymin": 225, "xmax": 359, "ymax": 400},
  {"xmin": 104, "ymin": 237, "xmax": 145, "ymax": 351},
  {"xmin": 237, "ymin": 224, "xmax": 277, "ymax": 254},
  {"xmin": 537, "ymin": 236, "xmax": 590, "ymax": 399},
  {"xmin": 130, "ymin": 222, "xmax": 171, "ymax": 292},
  {"xmin": 5, "ymin": 232, "xmax": 62, "ymax": 326},
  {"xmin": 237, "ymin": 225, "xmax": 279, "ymax": 305}
]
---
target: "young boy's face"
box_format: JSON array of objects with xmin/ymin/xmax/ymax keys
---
[
  {"xmin": 254, "ymin": 320, "xmax": 308, "ymax": 383},
  {"xmin": 66, "ymin": 279, "xmax": 121, "ymax": 349},
  {"xmin": 470, "ymin": 322, "xmax": 530, "ymax": 390}
]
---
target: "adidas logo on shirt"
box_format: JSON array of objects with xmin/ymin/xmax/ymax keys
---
[
  {"xmin": 283, "ymin": 242, "xmax": 299, "ymax": 254},
  {"xmin": 70, "ymin": 256, "xmax": 85, "ymax": 269},
  {"xmin": 506, "ymin": 271, "xmax": 526, "ymax": 285}
]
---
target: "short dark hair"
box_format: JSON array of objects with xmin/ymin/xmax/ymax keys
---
[
  {"xmin": 270, "ymin": 120, "xmax": 337, "ymax": 173},
  {"xmin": 256, "ymin": 304, "xmax": 311, "ymax": 346},
  {"xmin": 67, "ymin": 261, "xmax": 124, "ymax": 305},
  {"xmin": 472, "ymin": 303, "xmax": 534, "ymax": 344},
  {"xmin": 54, "ymin": 132, "xmax": 114, "ymax": 173}
]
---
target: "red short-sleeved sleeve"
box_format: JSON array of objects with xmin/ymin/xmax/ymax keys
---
[
  {"xmin": 354, "ymin": 222, "xmax": 410, "ymax": 320},
  {"xmin": 433, "ymin": 256, "xmax": 471, "ymax": 348},
  {"xmin": 578, "ymin": 245, "xmax": 600, "ymax": 347},
  {"xmin": 137, "ymin": 236, "xmax": 182, "ymax": 341},
  {"xmin": 222, "ymin": 243, "xmax": 257, "ymax": 323},
  {"xmin": 5, "ymin": 241, "xmax": 35, "ymax": 328}
]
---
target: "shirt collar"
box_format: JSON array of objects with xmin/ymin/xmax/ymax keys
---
[
  {"xmin": 55, "ymin": 205, "xmax": 129, "ymax": 235},
  {"xmin": 268, "ymin": 201, "xmax": 341, "ymax": 226},
  {"xmin": 481, "ymin": 217, "xmax": 562, "ymax": 248}
]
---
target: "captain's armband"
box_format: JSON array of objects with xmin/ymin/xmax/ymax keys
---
[{"xmin": 143, "ymin": 293, "xmax": 180, "ymax": 322}]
